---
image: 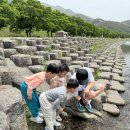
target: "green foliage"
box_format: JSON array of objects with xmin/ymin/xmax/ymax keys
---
[
  {"xmin": 0, "ymin": 0, "xmax": 130, "ymax": 38},
  {"xmin": 95, "ymin": 68, "xmax": 100, "ymax": 80}
]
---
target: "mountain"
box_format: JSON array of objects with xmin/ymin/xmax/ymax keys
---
[
  {"xmin": 122, "ymin": 20, "xmax": 130, "ymax": 26},
  {"xmin": 50, "ymin": 5, "xmax": 130, "ymax": 33},
  {"xmin": 92, "ymin": 20, "xmax": 130, "ymax": 33}
]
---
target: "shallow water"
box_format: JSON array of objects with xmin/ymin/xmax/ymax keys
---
[{"xmin": 61, "ymin": 41, "xmax": 130, "ymax": 130}]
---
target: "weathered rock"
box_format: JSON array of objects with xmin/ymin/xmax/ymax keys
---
[
  {"xmin": 45, "ymin": 60, "xmax": 61, "ymax": 66},
  {"xmin": 69, "ymin": 65, "xmax": 81, "ymax": 74},
  {"xmin": 31, "ymin": 55, "xmax": 44, "ymax": 65},
  {"xmin": 58, "ymin": 57, "xmax": 72, "ymax": 66},
  {"xmin": 99, "ymin": 72, "xmax": 113, "ymax": 80},
  {"xmin": 0, "ymin": 111, "xmax": 10, "ymax": 130},
  {"xmin": 112, "ymin": 68, "xmax": 123, "ymax": 76},
  {"xmin": 26, "ymin": 40, "xmax": 36, "ymax": 46},
  {"xmin": 70, "ymin": 53, "xmax": 78, "ymax": 61},
  {"xmin": 77, "ymin": 51, "xmax": 84, "ymax": 56},
  {"xmin": 99, "ymin": 66, "xmax": 112, "ymax": 72},
  {"xmin": 62, "ymin": 50, "xmax": 69, "ymax": 57},
  {"xmin": 35, "ymin": 51, "xmax": 50, "ymax": 60},
  {"xmin": 0, "ymin": 60, "xmax": 6, "ymax": 66},
  {"xmin": 0, "ymin": 48, "xmax": 4, "ymax": 57},
  {"xmin": 3, "ymin": 40, "xmax": 16, "ymax": 49},
  {"xmin": 70, "ymin": 48, "xmax": 76, "ymax": 53},
  {"xmin": 0, "ymin": 85, "xmax": 28, "ymax": 130},
  {"xmin": 93, "ymin": 60, "xmax": 102, "ymax": 66},
  {"xmin": 15, "ymin": 46, "xmax": 37, "ymax": 54},
  {"xmin": 103, "ymin": 103, "xmax": 120, "ymax": 116},
  {"xmin": 3, "ymin": 49, "xmax": 17, "ymax": 58},
  {"xmin": 50, "ymin": 53, "xmax": 58, "ymax": 60},
  {"xmin": 36, "ymin": 45, "xmax": 48, "ymax": 51},
  {"xmin": 102, "ymin": 62, "xmax": 114, "ymax": 67},
  {"xmin": 51, "ymin": 44, "xmax": 60, "ymax": 50},
  {"xmin": 111, "ymin": 73, "xmax": 125, "ymax": 83},
  {"xmin": 0, "ymin": 40, "xmax": 4, "ymax": 48},
  {"xmin": 106, "ymin": 90, "xmax": 125, "ymax": 105},
  {"xmin": 110, "ymin": 80, "xmax": 125, "ymax": 92},
  {"xmin": 28, "ymin": 65, "xmax": 44, "ymax": 73},
  {"xmin": 0, "ymin": 66, "xmax": 12, "ymax": 85},
  {"xmin": 11, "ymin": 54, "xmax": 32, "ymax": 67}
]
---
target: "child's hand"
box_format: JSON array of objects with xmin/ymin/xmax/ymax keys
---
[{"xmin": 27, "ymin": 95, "xmax": 32, "ymax": 100}]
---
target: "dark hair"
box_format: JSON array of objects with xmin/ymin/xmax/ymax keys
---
[
  {"xmin": 67, "ymin": 79, "xmax": 79, "ymax": 89},
  {"xmin": 76, "ymin": 69, "xmax": 88, "ymax": 80},
  {"xmin": 59, "ymin": 63, "xmax": 69, "ymax": 72},
  {"xmin": 46, "ymin": 63, "xmax": 59, "ymax": 74}
]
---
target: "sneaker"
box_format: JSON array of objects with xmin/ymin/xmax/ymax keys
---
[
  {"xmin": 54, "ymin": 121, "xmax": 61, "ymax": 126},
  {"xmin": 56, "ymin": 115, "xmax": 62, "ymax": 122},
  {"xmin": 75, "ymin": 101, "xmax": 85, "ymax": 112},
  {"xmin": 84, "ymin": 102, "xmax": 93, "ymax": 112},
  {"xmin": 39, "ymin": 112, "xmax": 43, "ymax": 117},
  {"xmin": 44, "ymin": 126, "xmax": 49, "ymax": 130},
  {"xmin": 30, "ymin": 116, "xmax": 43, "ymax": 123}
]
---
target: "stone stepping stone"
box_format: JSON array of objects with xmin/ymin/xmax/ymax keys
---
[
  {"xmin": 50, "ymin": 53, "xmax": 58, "ymax": 60},
  {"xmin": 106, "ymin": 90, "xmax": 125, "ymax": 105},
  {"xmin": 98, "ymin": 57, "xmax": 106, "ymax": 62},
  {"xmin": 85, "ymin": 54, "xmax": 97, "ymax": 59},
  {"xmin": 3, "ymin": 40, "xmax": 16, "ymax": 49},
  {"xmin": 82, "ymin": 49, "xmax": 89, "ymax": 54},
  {"xmin": 89, "ymin": 62, "xmax": 100, "ymax": 69},
  {"xmin": 58, "ymin": 57, "xmax": 72, "ymax": 65},
  {"xmin": 112, "ymin": 68, "xmax": 123, "ymax": 76},
  {"xmin": 15, "ymin": 46, "xmax": 37, "ymax": 54},
  {"xmin": 102, "ymin": 62, "xmax": 114, "ymax": 67},
  {"xmin": 69, "ymin": 65, "xmax": 81, "ymax": 74},
  {"xmin": 114, "ymin": 65, "xmax": 122, "ymax": 70},
  {"xmin": 111, "ymin": 73, "xmax": 125, "ymax": 83},
  {"xmin": 31, "ymin": 55, "xmax": 44, "ymax": 65},
  {"xmin": 3, "ymin": 49, "xmax": 17, "ymax": 58},
  {"xmin": 45, "ymin": 60, "xmax": 61, "ymax": 65},
  {"xmin": 78, "ymin": 57, "xmax": 89, "ymax": 61},
  {"xmin": 35, "ymin": 51, "xmax": 50, "ymax": 60},
  {"xmin": 28, "ymin": 65, "xmax": 44, "ymax": 73},
  {"xmin": 103, "ymin": 103, "xmax": 120, "ymax": 116},
  {"xmin": 93, "ymin": 59, "xmax": 102, "ymax": 66},
  {"xmin": 26, "ymin": 40, "xmax": 36, "ymax": 46},
  {"xmin": 62, "ymin": 50, "xmax": 69, "ymax": 57},
  {"xmin": 60, "ymin": 43, "xmax": 69, "ymax": 47},
  {"xmin": 36, "ymin": 45, "xmax": 48, "ymax": 51},
  {"xmin": 110, "ymin": 80, "xmax": 125, "ymax": 92},
  {"xmin": 11, "ymin": 54, "xmax": 32, "ymax": 67},
  {"xmin": 51, "ymin": 44, "xmax": 60, "ymax": 50},
  {"xmin": 106, "ymin": 60, "xmax": 115, "ymax": 63},
  {"xmin": 59, "ymin": 47, "xmax": 70, "ymax": 51},
  {"xmin": 76, "ymin": 51, "xmax": 85, "ymax": 56},
  {"xmin": 99, "ymin": 66, "xmax": 112, "ymax": 72},
  {"xmin": 70, "ymin": 53, "xmax": 79, "ymax": 61},
  {"xmin": 71, "ymin": 61, "xmax": 89, "ymax": 67},
  {"xmin": 70, "ymin": 48, "xmax": 76, "ymax": 53},
  {"xmin": 99, "ymin": 72, "xmax": 112, "ymax": 80}
]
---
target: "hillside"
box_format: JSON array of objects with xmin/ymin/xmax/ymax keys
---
[
  {"xmin": 94, "ymin": 21, "xmax": 130, "ymax": 33},
  {"xmin": 43, "ymin": 3, "xmax": 130, "ymax": 34}
]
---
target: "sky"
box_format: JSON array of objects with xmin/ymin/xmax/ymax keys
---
[{"xmin": 40, "ymin": 0, "xmax": 130, "ymax": 22}]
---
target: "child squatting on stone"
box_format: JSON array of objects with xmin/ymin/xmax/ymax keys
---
[
  {"xmin": 20, "ymin": 63, "xmax": 59, "ymax": 124},
  {"xmin": 50, "ymin": 63, "xmax": 69, "ymax": 121},
  {"xmin": 39, "ymin": 79, "xmax": 79, "ymax": 130}
]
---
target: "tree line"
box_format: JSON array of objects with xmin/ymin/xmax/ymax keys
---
[{"xmin": 0, "ymin": 0, "xmax": 130, "ymax": 38}]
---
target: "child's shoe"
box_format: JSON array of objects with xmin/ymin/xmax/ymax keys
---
[
  {"xmin": 84, "ymin": 100, "xmax": 93, "ymax": 112},
  {"xmin": 54, "ymin": 121, "xmax": 61, "ymax": 126},
  {"xmin": 56, "ymin": 115, "xmax": 62, "ymax": 122},
  {"xmin": 75, "ymin": 100, "xmax": 85, "ymax": 112},
  {"xmin": 39, "ymin": 112, "xmax": 43, "ymax": 117},
  {"xmin": 30, "ymin": 116, "xmax": 43, "ymax": 123}
]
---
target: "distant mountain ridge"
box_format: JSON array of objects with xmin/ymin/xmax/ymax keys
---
[{"xmin": 42, "ymin": 3, "xmax": 130, "ymax": 33}]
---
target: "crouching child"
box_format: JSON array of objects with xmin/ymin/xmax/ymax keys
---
[{"xmin": 39, "ymin": 79, "xmax": 79, "ymax": 130}]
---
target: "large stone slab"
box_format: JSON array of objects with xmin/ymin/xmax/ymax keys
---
[
  {"xmin": 0, "ymin": 85, "xmax": 28, "ymax": 130},
  {"xmin": 111, "ymin": 73, "xmax": 125, "ymax": 83},
  {"xmin": 103, "ymin": 103, "xmax": 120, "ymax": 116},
  {"xmin": 110, "ymin": 80, "xmax": 125, "ymax": 92},
  {"xmin": 106, "ymin": 90, "xmax": 125, "ymax": 105},
  {"xmin": 112, "ymin": 68, "xmax": 123, "ymax": 76},
  {"xmin": 3, "ymin": 40, "xmax": 17, "ymax": 49},
  {"xmin": 99, "ymin": 66, "xmax": 112, "ymax": 72}
]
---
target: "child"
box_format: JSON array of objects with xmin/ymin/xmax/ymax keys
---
[
  {"xmin": 39, "ymin": 79, "xmax": 79, "ymax": 130},
  {"xmin": 20, "ymin": 63, "xmax": 59, "ymax": 124},
  {"xmin": 50, "ymin": 63, "xmax": 69, "ymax": 121},
  {"xmin": 50, "ymin": 63, "xmax": 69, "ymax": 88}
]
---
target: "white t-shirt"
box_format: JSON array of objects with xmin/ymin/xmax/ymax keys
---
[{"xmin": 70, "ymin": 67, "xmax": 94, "ymax": 97}]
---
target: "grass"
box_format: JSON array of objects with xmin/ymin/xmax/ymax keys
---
[
  {"xmin": 0, "ymin": 27, "xmax": 48, "ymax": 37},
  {"xmin": 24, "ymin": 104, "xmax": 45, "ymax": 130}
]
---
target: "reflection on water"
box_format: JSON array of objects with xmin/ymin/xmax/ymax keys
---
[{"xmin": 121, "ymin": 42, "xmax": 130, "ymax": 66}]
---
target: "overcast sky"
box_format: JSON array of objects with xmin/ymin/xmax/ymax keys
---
[{"xmin": 40, "ymin": 0, "xmax": 130, "ymax": 22}]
